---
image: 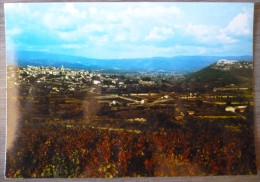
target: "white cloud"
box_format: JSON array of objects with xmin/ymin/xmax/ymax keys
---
[
  {"xmin": 197, "ymin": 47, "xmax": 206, "ymax": 54},
  {"xmin": 5, "ymin": 3, "xmax": 30, "ymax": 16},
  {"xmin": 62, "ymin": 3, "xmax": 86, "ymax": 18},
  {"xmin": 61, "ymin": 44, "xmax": 82, "ymax": 49},
  {"xmin": 121, "ymin": 5, "xmax": 181, "ymax": 34},
  {"xmin": 6, "ymin": 27, "xmax": 22, "ymax": 36},
  {"xmin": 89, "ymin": 7, "xmax": 97, "ymax": 15},
  {"xmin": 5, "ymin": 2, "xmax": 253, "ymax": 58},
  {"xmin": 41, "ymin": 3, "xmax": 182, "ymax": 45},
  {"xmin": 124, "ymin": 5, "xmax": 181, "ymax": 19},
  {"xmin": 57, "ymin": 23, "xmax": 107, "ymax": 41},
  {"xmin": 186, "ymin": 23, "xmax": 211, "ymax": 37},
  {"xmin": 43, "ymin": 3, "xmax": 87, "ymax": 30},
  {"xmin": 89, "ymin": 35, "xmax": 108, "ymax": 47},
  {"xmin": 43, "ymin": 14, "xmax": 70, "ymax": 30},
  {"xmin": 216, "ymin": 34, "xmax": 237, "ymax": 44},
  {"xmin": 185, "ymin": 23, "xmax": 216, "ymax": 43},
  {"xmin": 185, "ymin": 22, "xmax": 239, "ymax": 44},
  {"xmin": 118, "ymin": 44, "xmax": 211, "ymax": 58},
  {"xmin": 222, "ymin": 12, "xmax": 250, "ymax": 35},
  {"xmin": 114, "ymin": 34, "xmax": 127, "ymax": 42},
  {"xmin": 145, "ymin": 27, "xmax": 174, "ymax": 41}
]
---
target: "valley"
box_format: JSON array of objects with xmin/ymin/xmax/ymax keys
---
[{"xmin": 6, "ymin": 59, "xmax": 256, "ymax": 177}]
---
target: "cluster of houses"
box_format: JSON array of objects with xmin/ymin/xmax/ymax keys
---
[
  {"xmin": 213, "ymin": 59, "xmax": 252, "ymax": 71},
  {"xmin": 9, "ymin": 65, "xmax": 159, "ymax": 95}
]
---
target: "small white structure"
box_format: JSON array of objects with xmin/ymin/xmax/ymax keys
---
[
  {"xmin": 187, "ymin": 110, "xmax": 195, "ymax": 116},
  {"xmin": 140, "ymin": 99, "xmax": 147, "ymax": 104},
  {"xmin": 235, "ymin": 105, "xmax": 247, "ymax": 113},
  {"xmin": 93, "ymin": 80, "xmax": 101, "ymax": 85},
  {"xmin": 111, "ymin": 100, "xmax": 119, "ymax": 106},
  {"xmin": 164, "ymin": 95, "xmax": 169, "ymax": 99},
  {"xmin": 225, "ymin": 106, "xmax": 236, "ymax": 113}
]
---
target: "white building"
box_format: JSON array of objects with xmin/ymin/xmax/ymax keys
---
[
  {"xmin": 225, "ymin": 106, "xmax": 236, "ymax": 113},
  {"xmin": 93, "ymin": 80, "xmax": 101, "ymax": 85}
]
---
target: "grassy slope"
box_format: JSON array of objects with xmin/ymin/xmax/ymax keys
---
[{"xmin": 177, "ymin": 63, "xmax": 253, "ymax": 92}]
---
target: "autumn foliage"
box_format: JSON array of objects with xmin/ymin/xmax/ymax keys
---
[{"xmin": 6, "ymin": 119, "xmax": 256, "ymax": 178}]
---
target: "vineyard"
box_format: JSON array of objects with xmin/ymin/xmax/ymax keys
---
[{"xmin": 6, "ymin": 117, "xmax": 256, "ymax": 178}]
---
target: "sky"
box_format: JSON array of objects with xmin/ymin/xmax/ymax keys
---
[{"xmin": 4, "ymin": 2, "xmax": 254, "ymax": 59}]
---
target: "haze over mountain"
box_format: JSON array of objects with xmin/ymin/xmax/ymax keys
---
[{"xmin": 7, "ymin": 51, "xmax": 253, "ymax": 74}]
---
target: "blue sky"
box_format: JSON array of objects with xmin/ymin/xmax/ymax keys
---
[{"xmin": 4, "ymin": 2, "xmax": 254, "ymax": 59}]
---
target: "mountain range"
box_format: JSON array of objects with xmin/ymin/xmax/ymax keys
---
[{"xmin": 6, "ymin": 51, "xmax": 253, "ymax": 74}]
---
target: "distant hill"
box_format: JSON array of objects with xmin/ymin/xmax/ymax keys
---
[{"xmin": 6, "ymin": 51, "xmax": 253, "ymax": 74}]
